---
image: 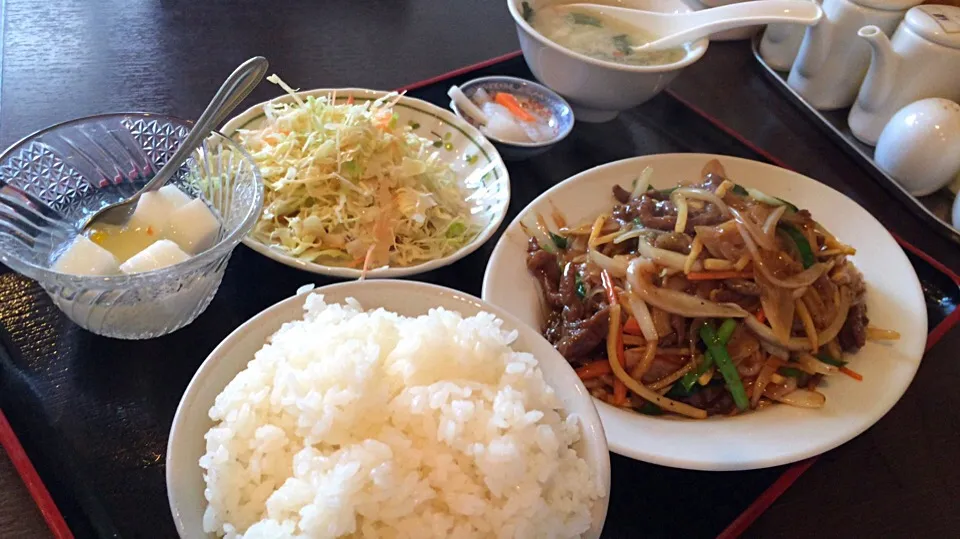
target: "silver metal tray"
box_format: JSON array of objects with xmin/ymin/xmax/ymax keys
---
[{"xmin": 750, "ymin": 34, "xmax": 959, "ymax": 245}]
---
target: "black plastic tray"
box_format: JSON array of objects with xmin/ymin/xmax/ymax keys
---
[{"xmin": 1, "ymin": 53, "xmax": 958, "ymax": 539}]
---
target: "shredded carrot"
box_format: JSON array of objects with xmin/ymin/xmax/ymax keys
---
[
  {"xmin": 685, "ymin": 271, "xmax": 754, "ymax": 281},
  {"xmin": 576, "ymin": 360, "xmax": 612, "ymax": 380},
  {"xmin": 623, "ymin": 317, "xmax": 642, "ymax": 336},
  {"xmin": 600, "ymin": 270, "xmax": 619, "ymax": 306},
  {"xmin": 359, "ymin": 244, "xmax": 376, "ymax": 280},
  {"xmin": 601, "ymin": 282, "xmax": 627, "ymax": 405},
  {"xmin": 494, "ymin": 92, "xmax": 536, "ymax": 122},
  {"xmin": 347, "ymin": 95, "xmax": 355, "ymax": 105},
  {"xmin": 839, "ymin": 366, "xmax": 863, "ymax": 381},
  {"xmin": 755, "ymin": 308, "xmax": 766, "ymax": 325}
]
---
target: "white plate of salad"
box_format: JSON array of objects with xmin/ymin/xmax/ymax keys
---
[{"xmin": 220, "ymin": 77, "xmax": 510, "ymax": 278}]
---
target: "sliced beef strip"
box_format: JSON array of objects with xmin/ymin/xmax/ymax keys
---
[
  {"xmin": 838, "ymin": 302, "xmax": 868, "ymax": 352},
  {"xmin": 556, "ymin": 307, "xmax": 611, "ymax": 362},
  {"xmin": 723, "ymin": 278, "xmax": 762, "ymax": 296},
  {"xmin": 654, "ymin": 232, "xmax": 692, "ymax": 254},
  {"xmin": 559, "ymin": 262, "xmax": 584, "ymax": 323},
  {"xmin": 680, "ymin": 384, "xmax": 734, "ymax": 415},
  {"xmin": 526, "ymin": 238, "xmax": 562, "ymax": 308},
  {"xmin": 612, "ymin": 184, "xmax": 632, "ymax": 204}
]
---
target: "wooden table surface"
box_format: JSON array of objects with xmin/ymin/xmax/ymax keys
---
[{"xmin": 2, "ymin": 1, "xmax": 958, "ymax": 538}]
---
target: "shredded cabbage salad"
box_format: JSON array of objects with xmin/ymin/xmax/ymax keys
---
[{"xmin": 236, "ymin": 75, "xmax": 479, "ymax": 269}]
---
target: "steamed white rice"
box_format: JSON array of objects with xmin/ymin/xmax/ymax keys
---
[{"xmin": 200, "ymin": 294, "xmax": 603, "ymax": 538}]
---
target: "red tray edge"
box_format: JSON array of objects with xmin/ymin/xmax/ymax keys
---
[
  {"xmin": 2, "ymin": 49, "xmax": 957, "ymax": 539},
  {"xmin": 0, "ymin": 410, "xmax": 73, "ymax": 539}
]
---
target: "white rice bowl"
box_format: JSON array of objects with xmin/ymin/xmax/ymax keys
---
[{"xmin": 199, "ymin": 293, "xmax": 604, "ymax": 538}]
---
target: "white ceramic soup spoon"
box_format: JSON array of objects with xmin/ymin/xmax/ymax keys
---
[{"xmin": 559, "ymin": 0, "xmax": 822, "ymax": 52}]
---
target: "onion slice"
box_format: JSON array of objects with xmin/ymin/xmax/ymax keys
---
[
  {"xmin": 771, "ymin": 388, "xmax": 826, "ymax": 408},
  {"xmin": 745, "ymin": 287, "xmax": 852, "ymax": 351},
  {"xmin": 625, "ymin": 293, "xmax": 659, "ymax": 342},
  {"xmin": 761, "ymin": 205, "xmax": 787, "ymax": 242},
  {"xmin": 737, "ymin": 222, "xmax": 829, "ymax": 289},
  {"xmin": 627, "ymin": 258, "xmax": 748, "ymax": 319},
  {"xmin": 589, "ymin": 250, "xmax": 629, "ymax": 277},
  {"xmin": 730, "ymin": 206, "xmax": 776, "ymax": 251},
  {"xmin": 637, "ymin": 239, "xmax": 701, "ymax": 272},
  {"xmin": 672, "ymin": 187, "xmax": 730, "ymax": 217}
]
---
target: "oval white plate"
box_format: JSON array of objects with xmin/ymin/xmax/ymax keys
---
[
  {"xmin": 220, "ymin": 88, "xmax": 510, "ymax": 278},
  {"xmin": 481, "ymin": 154, "xmax": 927, "ymax": 471},
  {"xmin": 166, "ymin": 280, "xmax": 610, "ymax": 538}
]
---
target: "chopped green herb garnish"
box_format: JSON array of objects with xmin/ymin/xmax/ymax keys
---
[
  {"xmin": 632, "ymin": 217, "xmax": 642, "ymax": 226},
  {"xmin": 570, "ymin": 12, "xmax": 602, "ymax": 26},
  {"xmin": 408, "ymin": 120, "xmax": 421, "ymax": 130},
  {"xmin": 388, "ymin": 113, "xmax": 399, "ymax": 130},
  {"xmin": 778, "ymin": 367, "xmax": 805, "ymax": 378},
  {"xmin": 732, "ymin": 184, "xmax": 749, "ymax": 196},
  {"xmin": 637, "ymin": 401, "xmax": 664, "ymax": 415},
  {"xmin": 674, "ymin": 375, "xmax": 702, "ymax": 396},
  {"xmin": 433, "ymin": 140, "xmax": 443, "ymax": 148},
  {"xmin": 815, "ymin": 353, "xmax": 847, "ymax": 367},
  {"xmin": 549, "ymin": 232, "xmax": 568, "ymax": 250},
  {"xmin": 465, "ymin": 154, "xmax": 478, "ymax": 165},
  {"xmin": 612, "ymin": 34, "xmax": 632, "ymax": 56},
  {"xmin": 575, "ymin": 273, "xmax": 587, "ymax": 299},
  {"xmin": 521, "ymin": 1, "xmax": 534, "ymax": 22}
]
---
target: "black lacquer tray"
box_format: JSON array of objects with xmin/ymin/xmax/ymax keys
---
[{"xmin": 2, "ymin": 53, "xmax": 957, "ymax": 539}]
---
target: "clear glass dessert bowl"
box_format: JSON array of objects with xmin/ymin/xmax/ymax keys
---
[{"xmin": 0, "ymin": 113, "xmax": 263, "ymax": 339}]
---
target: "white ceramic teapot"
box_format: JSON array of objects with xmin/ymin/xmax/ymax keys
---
[
  {"xmin": 759, "ymin": 0, "xmax": 822, "ymax": 71},
  {"xmin": 787, "ymin": 0, "xmax": 922, "ymax": 111},
  {"xmin": 848, "ymin": 5, "xmax": 960, "ymax": 145}
]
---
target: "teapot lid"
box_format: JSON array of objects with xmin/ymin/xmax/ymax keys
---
[{"xmin": 905, "ymin": 5, "xmax": 960, "ymax": 49}]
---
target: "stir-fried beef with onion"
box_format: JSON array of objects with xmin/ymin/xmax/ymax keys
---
[{"xmin": 525, "ymin": 160, "xmax": 900, "ymax": 418}]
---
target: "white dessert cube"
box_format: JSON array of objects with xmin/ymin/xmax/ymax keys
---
[
  {"xmin": 166, "ymin": 199, "xmax": 220, "ymax": 254},
  {"xmin": 157, "ymin": 185, "xmax": 192, "ymax": 210},
  {"xmin": 119, "ymin": 239, "xmax": 191, "ymax": 274},
  {"xmin": 128, "ymin": 190, "xmax": 175, "ymax": 233},
  {"xmin": 53, "ymin": 235, "xmax": 121, "ymax": 276}
]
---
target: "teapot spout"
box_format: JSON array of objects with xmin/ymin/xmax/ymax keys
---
[
  {"xmin": 856, "ymin": 25, "xmax": 898, "ymax": 112},
  {"xmin": 795, "ymin": 16, "xmax": 831, "ymax": 78}
]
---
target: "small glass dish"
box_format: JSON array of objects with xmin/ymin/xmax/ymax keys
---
[{"xmin": 0, "ymin": 113, "xmax": 264, "ymax": 339}]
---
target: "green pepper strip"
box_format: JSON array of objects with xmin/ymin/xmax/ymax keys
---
[
  {"xmin": 815, "ymin": 353, "xmax": 847, "ymax": 367},
  {"xmin": 779, "ymin": 224, "xmax": 815, "ymax": 268},
  {"xmin": 700, "ymin": 322, "xmax": 749, "ymax": 411},
  {"xmin": 680, "ymin": 319, "xmax": 738, "ymax": 391}
]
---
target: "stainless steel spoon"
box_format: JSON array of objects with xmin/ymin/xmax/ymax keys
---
[{"xmin": 81, "ymin": 56, "xmax": 269, "ymax": 231}]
